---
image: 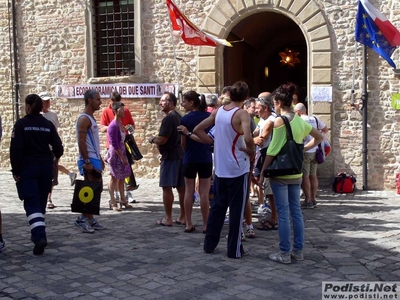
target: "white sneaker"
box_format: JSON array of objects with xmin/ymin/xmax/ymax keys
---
[
  {"xmin": 291, "ymin": 249, "xmax": 304, "ymax": 261},
  {"xmin": 74, "ymin": 217, "xmax": 95, "ymax": 233},
  {"xmin": 193, "ymin": 192, "xmax": 200, "ymax": 206},
  {"xmin": 245, "ymin": 227, "xmax": 255, "ymax": 238},
  {"xmin": 224, "ymin": 214, "xmax": 229, "ymax": 225},
  {"xmin": 69, "ymin": 172, "xmax": 77, "ymax": 186},
  {"xmin": 269, "ymin": 252, "xmax": 291, "ymax": 264},
  {"xmin": 257, "ymin": 204, "xmax": 271, "ymax": 216},
  {"xmin": 126, "ymin": 191, "xmax": 136, "ymax": 203},
  {"xmin": 89, "ymin": 218, "xmax": 107, "ymax": 230}
]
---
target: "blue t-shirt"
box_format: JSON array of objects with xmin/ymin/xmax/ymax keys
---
[{"xmin": 180, "ymin": 111, "xmax": 212, "ymax": 164}]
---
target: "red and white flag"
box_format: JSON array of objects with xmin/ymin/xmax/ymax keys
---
[
  {"xmin": 360, "ymin": 0, "xmax": 400, "ymax": 47},
  {"xmin": 166, "ymin": 0, "xmax": 232, "ymax": 47}
]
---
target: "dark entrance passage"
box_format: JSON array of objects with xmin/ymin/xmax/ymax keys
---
[{"xmin": 224, "ymin": 12, "xmax": 307, "ymax": 101}]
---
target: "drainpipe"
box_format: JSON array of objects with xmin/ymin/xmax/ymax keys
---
[{"xmin": 12, "ymin": 0, "xmax": 19, "ymax": 120}]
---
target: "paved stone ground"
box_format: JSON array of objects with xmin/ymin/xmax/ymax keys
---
[{"xmin": 1, "ymin": 171, "xmax": 400, "ymax": 299}]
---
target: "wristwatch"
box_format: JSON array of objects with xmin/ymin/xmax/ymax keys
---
[
  {"xmin": 187, "ymin": 132, "xmax": 193, "ymax": 137},
  {"xmin": 84, "ymin": 159, "xmax": 91, "ymax": 165}
]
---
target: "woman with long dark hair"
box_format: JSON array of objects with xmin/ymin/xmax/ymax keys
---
[
  {"xmin": 177, "ymin": 91, "xmax": 212, "ymax": 233},
  {"xmin": 259, "ymin": 84, "xmax": 323, "ymax": 264},
  {"xmin": 10, "ymin": 94, "xmax": 63, "ymax": 255}
]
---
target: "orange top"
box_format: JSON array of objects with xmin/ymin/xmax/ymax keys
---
[{"xmin": 100, "ymin": 103, "xmax": 135, "ymax": 148}]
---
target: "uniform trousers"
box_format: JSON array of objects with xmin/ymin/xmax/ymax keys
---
[{"xmin": 16, "ymin": 164, "xmax": 52, "ymax": 244}]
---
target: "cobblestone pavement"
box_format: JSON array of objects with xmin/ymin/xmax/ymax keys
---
[{"xmin": 1, "ymin": 171, "xmax": 400, "ymax": 299}]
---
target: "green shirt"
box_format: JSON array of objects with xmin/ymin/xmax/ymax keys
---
[{"xmin": 267, "ymin": 114, "xmax": 312, "ymax": 179}]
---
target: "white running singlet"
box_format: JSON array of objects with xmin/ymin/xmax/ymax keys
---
[{"xmin": 213, "ymin": 106, "xmax": 250, "ymax": 178}]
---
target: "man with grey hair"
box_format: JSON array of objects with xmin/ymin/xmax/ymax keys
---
[
  {"xmin": 206, "ymin": 95, "xmax": 218, "ymax": 113},
  {"xmin": 294, "ymin": 102, "xmax": 329, "ymax": 209},
  {"xmin": 254, "ymin": 94, "xmax": 278, "ymax": 230}
]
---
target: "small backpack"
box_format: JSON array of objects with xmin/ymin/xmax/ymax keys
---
[{"xmin": 332, "ymin": 173, "xmax": 356, "ymax": 193}]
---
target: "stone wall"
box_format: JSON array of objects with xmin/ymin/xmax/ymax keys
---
[
  {"xmin": 320, "ymin": 0, "xmax": 400, "ymax": 189},
  {"xmin": 1, "ymin": 0, "xmax": 400, "ymax": 189}
]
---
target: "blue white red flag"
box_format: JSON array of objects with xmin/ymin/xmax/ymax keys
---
[{"xmin": 355, "ymin": 0, "xmax": 400, "ymax": 68}]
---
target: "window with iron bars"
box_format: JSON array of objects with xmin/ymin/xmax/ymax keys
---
[{"xmin": 94, "ymin": 0, "xmax": 135, "ymax": 77}]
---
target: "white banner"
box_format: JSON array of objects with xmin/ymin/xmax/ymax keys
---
[{"xmin": 55, "ymin": 83, "xmax": 178, "ymax": 99}]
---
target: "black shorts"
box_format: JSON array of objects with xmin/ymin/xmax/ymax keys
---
[{"xmin": 182, "ymin": 162, "xmax": 213, "ymax": 179}]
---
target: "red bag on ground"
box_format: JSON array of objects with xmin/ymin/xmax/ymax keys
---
[{"xmin": 332, "ymin": 173, "xmax": 356, "ymax": 193}]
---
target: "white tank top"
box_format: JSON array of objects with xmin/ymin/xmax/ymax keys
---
[
  {"xmin": 214, "ymin": 106, "xmax": 250, "ymax": 178},
  {"xmin": 76, "ymin": 113, "xmax": 101, "ymax": 160}
]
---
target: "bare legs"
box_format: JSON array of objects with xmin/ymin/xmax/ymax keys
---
[
  {"xmin": 176, "ymin": 186, "xmax": 186, "ymax": 224},
  {"xmin": 162, "ymin": 187, "xmax": 174, "ymax": 225},
  {"xmin": 108, "ymin": 176, "xmax": 128, "ymax": 211},
  {"xmin": 108, "ymin": 176, "xmax": 118, "ymax": 206},
  {"xmin": 158, "ymin": 184, "xmax": 185, "ymax": 226},
  {"xmin": 198, "ymin": 178, "xmax": 210, "ymax": 232},
  {"xmin": 302, "ymin": 174, "xmax": 312, "ymax": 204},
  {"xmin": 310, "ymin": 175, "xmax": 319, "ymax": 202},
  {"xmin": 58, "ymin": 165, "xmax": 70, "ymax": 175},
  {"xmin": 184, "ymin": 177, "xmax": 210, "ymax": 232}
]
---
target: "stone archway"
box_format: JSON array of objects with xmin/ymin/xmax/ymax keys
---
[
  {"xmin": 196, "ymin": 0, "xmax": 333, "ymax": 102},
  {"xmin": 196, "ymin": 0, "xmax": 334, "ymax": 185}
]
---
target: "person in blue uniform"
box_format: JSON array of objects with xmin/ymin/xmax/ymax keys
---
[{"xmin": 10, "ymin": 94, "xmax": 63, "ymax": 255}]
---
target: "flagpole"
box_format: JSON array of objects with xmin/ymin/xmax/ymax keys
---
[
  {"xmin": 176, "ymin": 57, "xmax": 213, "ymax": 94},
  {"xmin": 167, "ymin": 14, "xmax": 181, "ymax": 98},
  {"xmin": 362, "ymin": 45, "xmax": 368, "ymax": 190}
]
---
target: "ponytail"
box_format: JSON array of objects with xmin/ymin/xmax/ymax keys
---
[
  {"xmin": 199, "ymin": 94, "xmax": 207, "ymax": 112},
  {"xmin": 26, "ymin": 94, "xmax": 43, "ymax": 115}
]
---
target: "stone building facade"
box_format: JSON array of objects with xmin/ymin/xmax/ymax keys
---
[{"xmin": 1, "ymin": 0, "xmax": 400, "ymax": 189}]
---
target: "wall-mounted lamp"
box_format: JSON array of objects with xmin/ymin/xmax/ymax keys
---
[
  {"xmin": 264, "ymin": 67, "xmax": 269, "ymax": 78},
  {"xmin": 279, "ymin": 48, "xmax": 301, "ymax": 67}
]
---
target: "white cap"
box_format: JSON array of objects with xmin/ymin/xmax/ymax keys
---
[{"xmin": 39, "ymin": 92, "xmax": 52, "ymax": 101}]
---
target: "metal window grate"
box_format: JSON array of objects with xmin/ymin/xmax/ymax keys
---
[{"xmin": 94, "ymin": 0, "xmax": 135, "ymax": 77}]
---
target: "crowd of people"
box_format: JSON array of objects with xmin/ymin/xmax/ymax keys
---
[{"xmin": 4, "ymin": 81, "xmax": 327, "ymax": 261}]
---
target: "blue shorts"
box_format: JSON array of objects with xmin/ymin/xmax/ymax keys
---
[{"xmin": 77, "ymin": 158, "xmax": 102, "ymax": 176}]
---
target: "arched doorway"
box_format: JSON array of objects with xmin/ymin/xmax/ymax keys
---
[
  {"xmin": 224, "ymin": 12, "xmax": 307, "ymax": 99},
  {"xmin": 196, "ymin": 0, "xmax": 334, "ymax": 183},
  {"xmin": 196, "ymin": 0, "xmax": 333, "ymax": 104}
]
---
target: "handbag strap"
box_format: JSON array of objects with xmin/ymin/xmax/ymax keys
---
[
  {"xmin": 280, "ymin": 115, "xmax": 295, "ymax": 142},
  {"xmin": 314, "ymin": 116, "xmax": 319, "ymax": 130},
  {"xmin": 314, "ymin": 116, "xmax": 323, "ymax": 150}
]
